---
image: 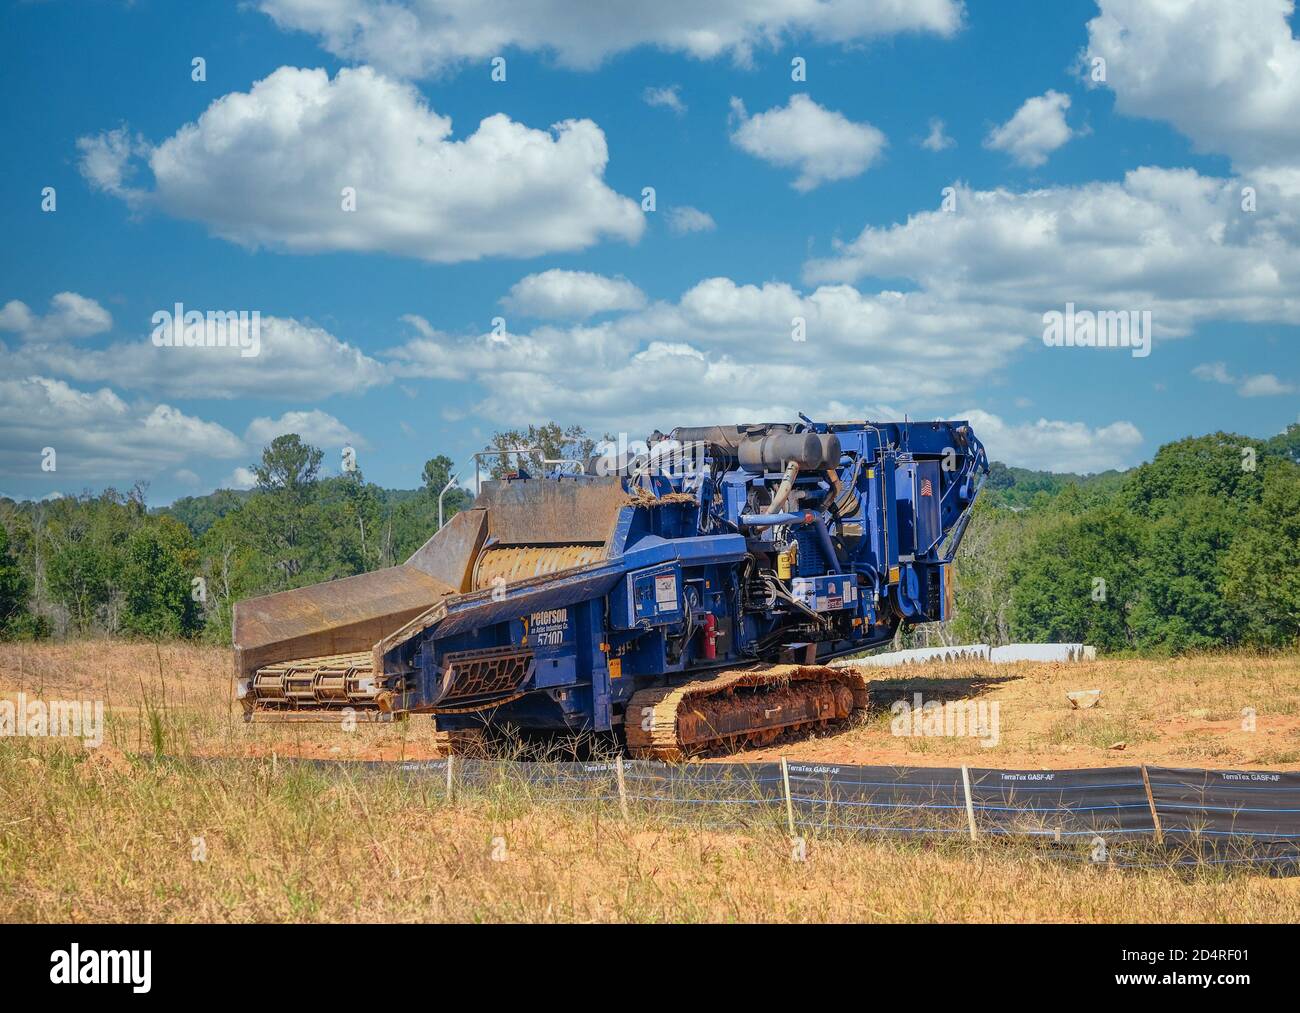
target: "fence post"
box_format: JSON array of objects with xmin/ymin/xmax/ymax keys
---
[
  {"xmin": 961, "ymin": 765, "xmax": 978, "ymax": 842},
  {"xmin": 445, "ymin": 754, "xmax": 455, "ymax": 803},
  {"xmin": 615, "ymin": 754, "xmax": 629, "ymax": 820},
  {"xmin": 780, "ymin": 756, "xmax": 796, "ymax": 837},
  {"xmin": 1140, "ymin": 764, "xmax": 1163, "ymax": 845}
]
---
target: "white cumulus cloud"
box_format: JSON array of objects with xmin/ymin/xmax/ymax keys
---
[
  {"xmin": 804, "ymin": 168, "xmax": 1300, "ymax": 335},
  {"xmin": 958, "ymin": 408, "xmax": 1144, "ymax": 473},
  {"xmin": 258, "ymin": 0, "xmax": 965, "ymax": 77},
  {"xmin": 5, "ymin": 314, "xmax": 387, "ymax": 400},
  {"xmin": 984, "ymin": 90, "xmax": 1075, "ymax": 168},
  {"xmin": 223, "ymin": 466, "xmax": 259, "ymax": 491},
  {"xmin": 1193, "ymin": 361, "xmax": 1296, "ymax": 397},
  {"xmin": 730, "ymin": 94, "xmax": 887, "ymax": 191},
  {"xmin": 386, "ymin": 317, "xmax": 467, "ymax": 381},
  {"xmin": 921, "ymin": 117, "xmax": 955, "ymax": 151},
  {"xmin": 1238, "ymin": 373, "xmax": 1296, "ymax": 396},
  {"xmin": 643, "ymin": 85, "xmax": 686, "ymax": 115},
  {"xmin": 1086, "ymin": 0, "xmax": 1300, "ymax": 171},
  {"xmin": 665, "ymin": 206, "xmax": 717, "ymax": 234},
  {"xmin": 245, "ymin": 410, "xmax": 369, "ymax": 450},
  {"xmin": 0, "ymin": 293, "xmax": 112, "ymax": 342},
  {"xmin": 78, "ymin": 66, "xmax": 644, "ymax": 263},
  {"xmin": 385, "ymin": 277, "xmax": 1032, "ymax": 438},
  {"xmin": 502, "ymin": 270, "xmax": 647, "ymax": 319},
  {"xmin": 74, "ymin": 127, "xmax": 148, "ymax": 204},
  {"xmin": 0, "ymin": 377, "xmax": 243, "ymax": 482}
]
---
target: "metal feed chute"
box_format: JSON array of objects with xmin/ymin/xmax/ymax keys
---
[{"xmin": 234, "ymin": 418, "xmax": 987, "ymax": 759}]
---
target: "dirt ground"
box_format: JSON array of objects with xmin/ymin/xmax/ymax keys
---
[
  {"xmin": 733, "ymin": 653, "xmax": 1300, "ymax": 770},
  {"xmin": 1, "ymin": 641, "xmax": 1296, "ymax": 771}
]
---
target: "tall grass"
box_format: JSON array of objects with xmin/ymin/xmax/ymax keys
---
[
  {"xmin": 2, "ymin": 740, "xmax": 1296, "ymax": 923},
  {"xmin": 2, "ymin": 640, "xmax": 1300, "ymax": 922}
]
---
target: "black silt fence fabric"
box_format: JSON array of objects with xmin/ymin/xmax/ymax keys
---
[
  {"xmin": 1147, "ymin": 767, "xmax": 1300, "ymax": 841},
  {"xmin": 967, "ymin": 766, "xmax": 1155, "ymax": 838},
  {"xmin": 150, "ymin": 755, "xmax": 1300, "ymax": 867},
  {"xmin": 783, "ymin": 763, "xmax": 968, "ymax": 835},
  {"xmin": 1144, "ymin": 766, "xmax": 1300, "ymax": 869}
]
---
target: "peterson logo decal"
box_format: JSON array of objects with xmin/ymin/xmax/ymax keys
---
[{"xmin": 527, "ymin": 608, "xmax": 570, "ymax": 647}]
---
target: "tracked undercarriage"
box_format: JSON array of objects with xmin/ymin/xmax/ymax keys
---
[
  {"xmin": 624, "ymin": 664, "xmax": 870, "ymax": 762},
  {"xmin": 243, "ymin": 654, "xmax": 871, "ymax": 762}
]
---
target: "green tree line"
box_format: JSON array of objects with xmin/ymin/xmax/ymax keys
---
[
  {"xmin": 944, "ymin": 425, "xmax": 1300, "ymax": 653},
  {"xmin": 1, "ymin": 424, "xmax": 1297, "ymax": 654},
  {"xmin": 0, "ymin": 435, "xmax": 472, "ymax": 644}
]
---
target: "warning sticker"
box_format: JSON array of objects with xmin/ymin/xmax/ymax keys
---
[{"xmin": 654, "ymin": 574, "xmax": 677, "ymax": 611}]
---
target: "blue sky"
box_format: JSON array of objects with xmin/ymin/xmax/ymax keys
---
[{"xmin": 1, "ymin": 0, "xmax": 1297, "ymax": 503}]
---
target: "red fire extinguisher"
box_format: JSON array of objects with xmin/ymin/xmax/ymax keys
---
[{"xmin": 703, "ymin": 612, "xmax": 717, "ymax": 660}]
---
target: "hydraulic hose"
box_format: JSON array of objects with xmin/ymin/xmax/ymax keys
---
[{"xmin": 765, "ymin": 461, "xmax": 800, "ymax": 514}]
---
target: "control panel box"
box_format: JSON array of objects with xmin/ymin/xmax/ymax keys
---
[
  {"xmin": 609, "ymin": 563, "xmax": 683, "ymax": 629},
  {"xmin": 790, "ymin": 574, "xmax": 858, "ymax": 612}
]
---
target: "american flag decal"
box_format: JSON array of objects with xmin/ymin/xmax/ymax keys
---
[{"xmin": 920, "ymin": 478, "xmax": 933, "ymax": 497}]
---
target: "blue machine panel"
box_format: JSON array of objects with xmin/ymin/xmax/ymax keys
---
[
  {"xmin": 791, "ymin": 526, "xmax": 826, "ymax": 577},
  {"xmin": 895, "ymin": 460, "xmax": 942, "ymax": 558},
  {"xmin": 610, "ymin": 564, "xmax": 682, "ymax": 629}
]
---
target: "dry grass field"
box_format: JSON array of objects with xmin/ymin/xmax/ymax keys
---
[
  {"xmin": 1, "ymin": 640, "xmax": 1299, "ymax": 923},
  {"xmin": 744, "ymin": 651, "xmax": 1300, "ymax": 770}
]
